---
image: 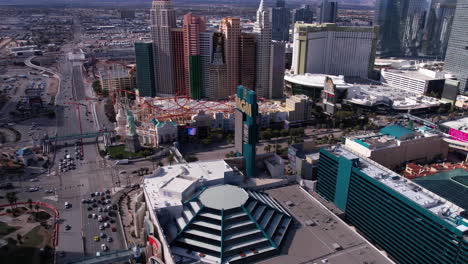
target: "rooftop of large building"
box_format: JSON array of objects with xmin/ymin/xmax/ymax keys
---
[
  {"xmin": 325, "ymin": 145, "xmax": 468, "ymax": 233},
  {"xmin": 413, "ymin": 168, "xmax": 468, "ymax": 211},
  {"xmin": 171, "ymin": 184, "xmax": 292, "ymax": 263},
  {"xmin": 375, "ymin": 59, "xmax": 444, "ymax": 70},
  {"xmin": 284, "ymin": 72, "xmax": 351, "ymax": 89},
  {"xmin": 382, "ymin": 68, "xmax": 445, "ymax": 81},
  {"xmin": 347, "ymin": 125, "xmax": 439, "ymax": 150},
  {"xmin": 143, "ymin": 160, "xmax": 241, "ymax": 210},
  {"xmin": 442, "ymin": 117, "xmax": 468, "ymax": 132},
  {"xmin": 256, "ymin": 185, "xmax": 394, "ymax": 264},
  {"xmin": 98, "ymin": 64, "xmax": 132, "ymax": 80},
  {"xmin": 294, "ymin": 22, "xmax": 377, "ymax": 33},
  {"xmin": 380, "ymin": 124, "xmax": 415, "ymax": 139},
  {"xmin": 345, "ymin": 84, "xmax": 441, "ymax": 110}
]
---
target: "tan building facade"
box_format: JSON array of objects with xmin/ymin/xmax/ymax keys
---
[{"xmin": 345, "ymin": 132, "xmax": 449, "ymax": 169}]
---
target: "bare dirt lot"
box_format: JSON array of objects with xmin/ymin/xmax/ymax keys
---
[{"xmin": 47, "ymin": 77, "xmax": 59, "ymax": 97}]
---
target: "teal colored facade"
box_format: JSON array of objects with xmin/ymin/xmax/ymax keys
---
[
  {"xmin": 134, "ymin": 42, "xmax": 156, "ymax": 97},
  {"xmin": 235, "ymin": 86, "xmax": 258, "ymax": 177},
  {"xmin": 316, "ymin": 148, "xmax": 468, "ymax": 264}
]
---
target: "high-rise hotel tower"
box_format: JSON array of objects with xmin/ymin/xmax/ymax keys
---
[
  {"xmin": 220, "ymin": 18, "xmax": 241, "ymax": 97},
  {"xmin": 183, "ymin": 13, "xmax": 206, "ymax": 99},
  {"xmin": 150, "ymin": 0, "xmax": 176, "ymax": 96},
  {"xmin": 254, "ymin": 0, "xmax": 272, "ymax": 99}
]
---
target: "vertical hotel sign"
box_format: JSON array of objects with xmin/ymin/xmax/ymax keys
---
[
  {"xmin": 234, "ymin": 85, "xmax": 258, "ymax": 177},
  {"xmin": 235, "ymin": 96, "xmax": 253, "ymax": 117}
]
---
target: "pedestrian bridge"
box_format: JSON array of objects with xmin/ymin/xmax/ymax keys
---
[{"xmin": 47, "ymin": 130, "xmax": 113, "ymax": 142}]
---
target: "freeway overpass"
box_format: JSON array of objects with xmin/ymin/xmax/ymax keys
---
[{"xmin": 25, "ymin": 56, "xmax": 61, "ymax": 78}]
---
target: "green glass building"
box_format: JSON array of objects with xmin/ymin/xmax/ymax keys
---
[
  {"xmin": 189, "ymin": 55, "xmax": 202, "ymax": 99},
  {"xmin": 135, "ymin": 42, "xmax": 156, "ymax": 97},
  {"xmin": 316, "ymin": 146, "xmax": 468, "ymax": 264}
]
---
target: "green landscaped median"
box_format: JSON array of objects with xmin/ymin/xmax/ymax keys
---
[
  {"xmin": 22, "ymin": 226, "xmax": 44, "ymax": 247},
  {"xmin": 107, "ymin": 145, "xmax": 152, "ymax": 159},
  {"xmin": 0, "ymin": 221, "xmax": 19, "ymax": 238}
]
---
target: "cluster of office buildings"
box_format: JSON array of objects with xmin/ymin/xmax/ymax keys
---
[
  {"xmin": 135, "ymin": 0, "xmax": 286, "ymax": 100},
  {"xmin": 374, "ymin": 0, "xmax": 468, "ymax": 93}
]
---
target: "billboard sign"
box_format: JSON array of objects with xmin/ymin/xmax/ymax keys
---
[
  {"xmin": 147, "ymin": 235, "xmax": 160, "ymax": 256},
  {"xmin": 188, "ymin": 127, "xmax": 197, "ymax": 136}
]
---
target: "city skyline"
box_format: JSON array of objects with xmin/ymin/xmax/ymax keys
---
[{"xmin": 0, "ymin": 1, "xmax": 467, "ymax": 264}]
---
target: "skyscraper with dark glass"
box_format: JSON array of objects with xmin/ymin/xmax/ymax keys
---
[
  {"xmin": 134, "ymin": 42, "xmax": 156, "ymax": 97},
  {"xmin": 374, "ymin": 0, "xmax": 408, "ymax": 56},
  {"xmin": 240, "ymin": 33, "xmax": 256, "ymax": 90},
  {"xmin": 292, "ymin": 5, "xmax": 314, "ymax": 24},
  {"xmin": 270, "ymin": 0, "xmax": 290, "ymax": 41},
  {"xmin": 422, "ymin": 0, "xmax": 456, "ymax": 58},
  {"xmin": 401, "ymin": 0, "xmax": 428, "ymax": 56},
  {"xmin": 318, "ymin": 0, "xmax": 338, "ymax": 24},
  {"xmin": 444, "ymin": 0, "xmax": 468, "ymax": 93}
]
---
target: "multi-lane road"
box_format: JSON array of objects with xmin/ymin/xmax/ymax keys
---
[
  {"xmin": 3, "ymin": 47, "xmax": 130, "ymax": 263},
  {"xmin": 52, "ymin": 47, "xmax": 129, "ymax": 263},
  {"xmin": 0, "ymin": 15, "xmax": 148, "ymax": 263}
]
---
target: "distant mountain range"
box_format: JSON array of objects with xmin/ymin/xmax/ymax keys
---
[{"xmin": 0, "ymin": 0, "xmax": 376, "ymax": 8}]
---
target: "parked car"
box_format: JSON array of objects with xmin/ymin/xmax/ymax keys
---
[{"xmin": 65, "ymin": 225, "xmax": 71, "ymax": 230}]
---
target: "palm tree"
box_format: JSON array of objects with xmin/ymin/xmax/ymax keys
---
[
  {"xmin": 27, "ymin": 198, "xmax": 33, "ymax": 211},
  {"xmin": 167, "ymin": 154, "xmax": 174, "ymax": 165},
  {"xmin": 6, "ymin": 192, "xmax": 18, "ymax": 209}
]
